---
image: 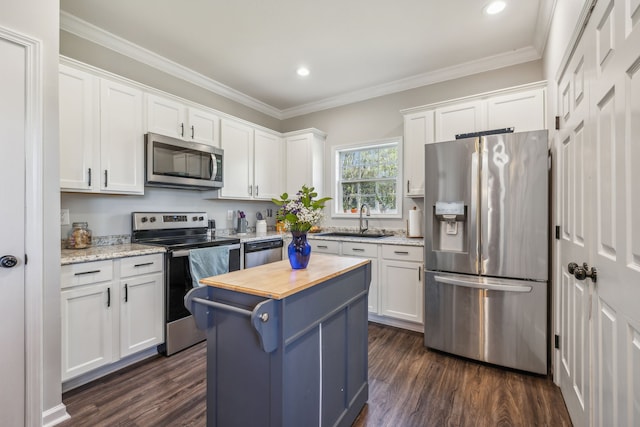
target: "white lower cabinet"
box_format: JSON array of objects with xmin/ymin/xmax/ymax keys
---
[
  {"xmin": 379, "ymin": 245, "xmax": 423, "ymax": 325},
  {"xmin": 342, "ymin": 242, "xmax": 379, "ymax": 314},
  {"xmin": 61, "ymin": 254, "xmax": 164, "ymax": 382}
]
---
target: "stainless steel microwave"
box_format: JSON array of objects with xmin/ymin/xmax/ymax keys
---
[{"xmin": 145, "ymin": 132, "xmax": 223, "ymax": 190}]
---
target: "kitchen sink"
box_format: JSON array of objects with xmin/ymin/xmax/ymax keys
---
[{"xmin": 316, "ymin": 232, "xmax": 387, "ymax": 239}]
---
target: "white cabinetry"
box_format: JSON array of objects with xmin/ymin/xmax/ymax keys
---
[
  {"xmin": 146, "ymin": 93, "xmax": 220, "ymax": 147},
  {"xmin": 61, "ymin": 254, "xmax": 164, "ymax": 382},
  {"xmin": 403, "ymin": 110, "xmax": 435, "ymax": 197},
  {"xmin": 486, "ymin": 87, "xmax": 545, "ymax": 132},
  {"xmin": 284, "ymin": 129, "xmax": 326, "ymax": 195},
  {"xmin": 380, "ymin": 245, "xmax": 423, "ymax": 325},
  {"xmin": 219, "ymin": 119, "xmax": 284, "ymax": 200},
  {"xmin": 118, "ymin": 255, "xmax": 164, "ymax": 358},
  {"xmin": 59, "ymin": 64, "xmax": 144, "ymax": 195},
  {"xmin": 434, "ymin": 100, "xmax": 484, "ymax": 142},
  {"xmin": 342, "ymin": 242, "xmax": 379, "ymax": 314}
]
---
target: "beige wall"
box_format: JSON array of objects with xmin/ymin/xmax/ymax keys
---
[
  {"xmin": 60, "ymin": 31, "xmax": 283, "ymax": 131},
  {"xmin": 282, "ymin": 60, "xmax": 544, "ymax": 229}
]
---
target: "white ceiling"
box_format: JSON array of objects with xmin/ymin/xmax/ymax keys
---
[{"xmin": 59, "ymin": 0, "xmax": 554, "ymax": 119}]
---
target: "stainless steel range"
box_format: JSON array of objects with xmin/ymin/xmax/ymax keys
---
[{"xmin": 131, "ymin": 211, "xmax": 241, "ymax": 356}]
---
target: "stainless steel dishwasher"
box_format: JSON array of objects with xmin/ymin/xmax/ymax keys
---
[{"xmin": 244, "ymin": 238, "xmax": 283, "ymax": 268}]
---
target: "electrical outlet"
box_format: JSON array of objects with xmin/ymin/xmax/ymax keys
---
[
  {"xmin": 227, "ymin": 210, "xmax": 234, "ymax": 220},
  {"xmin": 60, "ymin": 209, "xmax": 70, "ymax": 226}
]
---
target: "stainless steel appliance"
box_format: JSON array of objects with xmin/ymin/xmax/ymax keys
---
[
  {"xmin": 424, "ymin": 129, "xmax": 549, "ymax": 374},
  {"xmin": 145, "ymin": 132, "xmax": 223, "ymax": 190},
  {"xmin": 244, "ymin": 238, "xmax": 283, "ymax": 269},
  {"xmin": 131, "ymin": 211, "xmax": 240, "ymax": 355}
]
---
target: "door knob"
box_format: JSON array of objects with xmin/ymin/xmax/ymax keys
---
[
  {"xmin": 0, "ymin": 255, "xmax": 18, "ymax": 268},
  {"xmin": 567, "ymin": 261, "xmax": 597, "ymax": 283}
]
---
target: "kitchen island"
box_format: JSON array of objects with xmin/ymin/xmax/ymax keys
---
[{"xmin": 185, "ymin": 254, "xmax": 371, "ymax": 427}]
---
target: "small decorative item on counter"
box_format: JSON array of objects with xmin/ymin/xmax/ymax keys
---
[
  {"xmin": 67, "ymin": 222, "xmax": 92, "ymax": 249},
  {"xmin": 272, "ymin": 185, "xmax": 331, "ymax": 269}
]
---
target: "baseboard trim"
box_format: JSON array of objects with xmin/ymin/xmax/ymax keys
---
[{"xmin": 42, "ymin": 403, "xmax": 70, "ymax": 427}]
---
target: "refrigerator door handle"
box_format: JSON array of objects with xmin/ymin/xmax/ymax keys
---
[
  {"xmin": 434, "ymin": 275, "xmax": 532, "ymax": 293},
  {"xmin": 470, "ymin": 148, "xmax": 480, "ymax": 273}
]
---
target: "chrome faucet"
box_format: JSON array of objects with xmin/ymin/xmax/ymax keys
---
[{"xmin": 359, "ymin": 204, "xmax": 370, "ymax": 234}]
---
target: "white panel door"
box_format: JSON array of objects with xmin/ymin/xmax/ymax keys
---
[
  {"xmin": 100, "ymin": 79, "xmax": 144, "ymax": 194},
  {"xmin": 119, "ymin": 273, "xmax": 163, "ymax": 358},
  {"xmin": 0, "ymin": 32, "xmax": 26, "ymax": 426},
  {"xmin": 434, "ymin": 100, "xmax": 484, "ymax": 142},
  {"xmin": 146, "ymin": 93, "xmax": 185, "ymax": 139},
  {"xmin": 380, "ymin": 260, "xmax": 423, "ymax": 324},
  {"xmin": 556, "ymin": 34, "xmax": 593, "ymax": 427},
  {"xmin": 403, "ymin": 110, "xmax": 434, "ymax": 196},
  {"xmin": 254, "ymin": 130, "xmax": 283, "ymax": 200},
  {"xmin": 487, "ymin": 88, "xmax": 546, "ymax": 132},
  {"xmin": 589, "ymin": 1, "xmax": 640, "ymax": 426},
  {"xmin": 187, "ymin": 107, "xmax": 219, "ymax": 147}
]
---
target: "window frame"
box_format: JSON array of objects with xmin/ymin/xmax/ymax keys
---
[{"xmin": 331, "ymin": 137, "xmax": 403, "ymax": 219}]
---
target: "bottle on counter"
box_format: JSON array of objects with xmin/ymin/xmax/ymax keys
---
[{"xmin": 67, "ymin": 222, "xmax": 92, "ymax": 249}]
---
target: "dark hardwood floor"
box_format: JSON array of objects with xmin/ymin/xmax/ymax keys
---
[{"xmin": 60, "ymin": 323, "xmax": 572, "ymax": 426}]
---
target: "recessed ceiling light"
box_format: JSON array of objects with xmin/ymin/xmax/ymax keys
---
[
  {"xmin": 296, "ymin": 67, "xmax": 310, "ymax": 77},
  {"xmin": 484, "ymin": 1, "xmax": 506, "ymax": 15}
]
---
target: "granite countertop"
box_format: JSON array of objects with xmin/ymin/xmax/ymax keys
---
[
  {"xmin": 234, "ymin": 231, "xmax": 286, "ymax": 243},
  {"xmin": 199, "ymin": 254, "xmax": 370, "ymax": 299},
  {"xmin": 308, "ymin": 233, "xmax": 424, "ymax": 247},
  {"xmin": 61, "ymin": 243, "xmax": 166, "ymax": 265}
]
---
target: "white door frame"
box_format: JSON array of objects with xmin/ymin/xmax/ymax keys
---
[{"xmin": 0, "ymin": 25, "xmax": 45, "ymax": 426}]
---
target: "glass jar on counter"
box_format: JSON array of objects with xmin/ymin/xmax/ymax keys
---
[{"xmin": 67, "ymin": 222, "xmax": 92, "ymax": 249}]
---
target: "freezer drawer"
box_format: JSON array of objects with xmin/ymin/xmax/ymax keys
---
[{"xmin": 424, "ymin": 271, "xmax": 547, "ymax": 374}]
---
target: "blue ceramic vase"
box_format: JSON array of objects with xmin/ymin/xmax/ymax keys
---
[{"xmin": 288, "ymin": 231, "xmax": 311, "ymax": 269}]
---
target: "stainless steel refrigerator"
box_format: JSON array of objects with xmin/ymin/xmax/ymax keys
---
[{"xmin": 423, "ymin": 129, "xmax": 548, "ymax": 374}]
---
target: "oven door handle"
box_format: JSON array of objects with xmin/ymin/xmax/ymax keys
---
[{"xmin": 172, "ymin": 243, "xmax": 241, "ymax": 258}]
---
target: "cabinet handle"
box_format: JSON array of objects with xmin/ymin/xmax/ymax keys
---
[
  {"xmin": 256, "ymin": 185, "xmax": 259, "ymax": 197},
  {"xmin": 418, "ymin": 268, "xmax": 421, "ymax": 281},
  {"xmin": 181, "ymin": 122, "xmax": 184, "ymax": 137},
  {"xmin": 248, "ymin": 185, "xmax": 252, "ymax": 196},
  {"xmin": 74, "ymin": 270, "xmax": 101, "ymax": 276},
  {"xmin": 394, "ymin": 251, "xmax": 409, "ymax": 255},
  {"xmin": 407, "ymin": 180, "xmax": 410, "ymax": 193},
  {"xmin": 317, "ymin": 245, "xmax": 328, "ymax": 249},
  {"xmin": 352, "ymin": 248, "xmax": 365, "ymax": 252},
  {"xmin": 191, "ymin": 125, "xmax": 194, "ymax": 139},
  {"xmin": 104, "ymin": 170, "xmax": 108, "ymax": 188},
  {"xmin": 134, "ymin": 262, "xmax": 154, "ymax": 268},
  {"xmin": 107, "ymin": 287, "xmax": 111, "ymax": 308},
  {"xmin": 124, "ymin": 283, "xmax": 128, "ymax": 303},
  {"xmin": 88, "ymin": 168, "xmax": 92, "ymax": 186}
]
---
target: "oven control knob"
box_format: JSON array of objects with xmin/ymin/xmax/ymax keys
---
[
  {"xmin": 192, "ymin": 216, "xmax": 198, "ymax": 221},
  {"xmin": 198, "ymin": 216, "xmax": 204, "ymax": 221},
  {"xmin": 141, "ymin": 217, "xmax": 148, "ymax": 223},
  {"xmin": 149, "ymin": 217, "xmax": 156, "ymax": 223}
]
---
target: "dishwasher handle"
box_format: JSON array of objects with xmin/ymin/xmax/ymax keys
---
[{"xmin": 244, "ymin": 239, "xmax": 283, "ymax": 253}]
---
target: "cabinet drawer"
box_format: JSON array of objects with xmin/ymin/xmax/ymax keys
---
[
  {"xmin": 61, "ymin": 260, "xmax": 114, "ymax": 289},
  {"xmin": 382, "ymin": 245, "xmax": 423, "ymax": 262},
  {"xmin": 120, "ymin": 254, "xmax": 163, "ymax": 278},
  {"xmin": 342, "ymin": 242, "xmax": 378, "ymax": 258},
  {"xmin": 310, "ymin": 240, "xmax": 340, "ymax": 254}
]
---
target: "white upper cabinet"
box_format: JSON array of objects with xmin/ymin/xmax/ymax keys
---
[
  {"xmin": 486, "ymin": 88, "xmax": 545, "ymax": 132},
  {"xmin": 146, "ymin": 93, "xmax": 220, "ymax": 147},
  {"xmin": 434, "ymin": 100, "xmax": 485, "ymax": 142},
  {"xmin": 254, "ymin": 130, "xmax": 284, "ymax": 200},
  {"xmin": 403, "ymin": 110, "xmax": 434, "ymax": 197},
  {"xmin": 284, "ymin": 130, "xmax": 326, "ymax": 197},
  {"xmin": 59, "ymin": 65, "xmax": 99, "ymax": 191},
  {"xmin": 99, "ymin": 79, "xmax": 144, "ymax": 194},
  {"xmin": 219, "ymin": 118, "xmax": 254, "ymax": 199},
  {"xmin": 59, "ymin": 64, "xmax": 144, "ymax": 195}
]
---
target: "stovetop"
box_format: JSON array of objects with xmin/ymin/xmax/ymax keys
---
[{"xmin": 136, "ymin": 235, "xmax": 240, "ymax": 250}]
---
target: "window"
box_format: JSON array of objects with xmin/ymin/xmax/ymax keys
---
[{"xmin": 333, "ymin": 138, "xmax": 402, "ymax": 217}]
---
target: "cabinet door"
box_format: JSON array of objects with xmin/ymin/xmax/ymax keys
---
[
  {"xmin": 187, "ymin": 107, "xmax": 220, "ymax": 147},
  {"xmin": 285, "ymin": 133, "xmax": 324, "ymax": 196},
  {"xmin": 487, "ymin": 88, "xmax": 545, "ymax": 132},
  {"xmin": 119, "ymin": 273, "xmax": 164, "ymax": 358},
  {"xmin": 61, "ymin": 282, "xmax": 114, "ymax": 381},
  {"xmin": 100, "ymin": 79, "xmax": 144, "ymax": 194},
  {"xmin": 254, "ymin": 130, "xmax": 283, "ymax": 200},
  {"xmin": 146, "ymin": 93, "xmax": 185, "ymax": 139},
  {"xmin": 220, "ymin": 119, "xmax": 254, "ymax": 198},
  {"xmin": 343, "ymin": 242, "xmax": 379, "ymax": 314},
  {"xmin": 380, "ymin": 259, "xmax": 423, "ymax": 324},
  {"xmin": 59, "ymin": 65, "xmax": 98, "ymax": 191},
  {"xmin": 435, "ymin": 100, "xmax": 484, "ymax": 142},
  {"xmin": 403, "ymin": 110, "xmax": 434, "ymax": 196}
]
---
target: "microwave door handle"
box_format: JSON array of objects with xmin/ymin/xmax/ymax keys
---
[{"xmin": 210, "ymin": 154, "xmax": 217, "ymax": 179}]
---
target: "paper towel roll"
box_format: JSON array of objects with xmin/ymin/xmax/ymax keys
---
[{"xmin": 408, "ymin": 208, "xmax": 422, "ymax": 237}]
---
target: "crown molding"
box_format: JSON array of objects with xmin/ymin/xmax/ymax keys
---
[
  {"xmin": 61, "ymin": 11, "xmax": 543, "ymax": 121},
  {"xmin": 60, "ymin": 11, "xmax": 283, "ymax": 119},
  {"xmin": 533, "ymin": 0, "xmax": 557, "ymax": 55},
  {"xmin": 280, "ymin": 46, "xmax": 541, "ymax": 119}
]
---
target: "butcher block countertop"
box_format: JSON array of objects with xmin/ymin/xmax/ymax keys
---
[{"xmin": 199, "ymin": 253, "xmax": 370, "ymax": 300}]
